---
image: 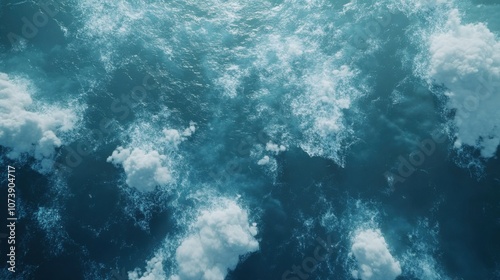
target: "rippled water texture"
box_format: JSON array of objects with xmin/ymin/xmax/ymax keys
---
[{"xmin": 0, "ymin": 0, "xmax": 499, "ymax": 279}]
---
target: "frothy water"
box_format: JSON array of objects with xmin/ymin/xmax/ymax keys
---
[{"xmin": 0, "ymin": 0, "xmax": 499, "ymax": 279}]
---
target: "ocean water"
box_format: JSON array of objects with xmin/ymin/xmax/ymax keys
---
[{"xmin": 0, "ymin": 0, "xmax": 499, "ymax": 279}]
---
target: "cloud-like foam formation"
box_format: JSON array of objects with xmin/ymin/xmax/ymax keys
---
[
  {"xmin": 257, "ymin": 155, "xmax": 270, "ymax": 165},
  {"xmin": 107, "ymin": 147, "xmax": 172, "ymax": 192},
  {"xmin": 171, "ymin": 199, "xmax": 259, "ymax": 280},
  {"xmin": 164, "ymin": 121, "xmax": 196, "ymax": 147},
  {"xmin": 428, "ymin": 9, "xmax": 500, "ymax": 158},
  {"xmin": 256, "ymin": 141, "xmax": 285, "ymax": 166},
  {"xmin": 350, "ymin": 229, "xmax": 402, "ymax": 280},
  {"xmin": 108, "ymin": 121, "xmax": 195, "ymax": 191},
  {"xmin": 265, "ymin": 141, "xmax": 286, "ymax": 155},
  {"xmin": 0, "ymin": 73, "xmax": 77, "ymax": 172},
  {"xmin": 129, "ymin": 254, "xmax": 167, "ymax": 280}
]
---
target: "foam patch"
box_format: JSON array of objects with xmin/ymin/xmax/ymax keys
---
[
  {"xmin": 171, "ymin": 199, "xmax": 259, "ymax": 280},
  {"xmin": 107, "ymin": 147, "xmax": 172, "ymax": 192},
  {"xmin": 350, "ymin": 229, "xmax": 401, "ymax": 280},
  {"xmin": 265, "ymin": 141, "xmax": 286, "ymax": 155},
  {"xmin": 427, "ymin": 9, "xmax": 500, "ymax": 158},
  {"xmin": 129, "ymin": 254, "xmax": 167, "ymax": 280},
  {"xmin": 0, "ymin": 73, "xmax": 78, "ymax": 173}
]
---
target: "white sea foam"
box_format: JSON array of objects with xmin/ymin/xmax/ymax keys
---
[
  {"xmin": 108, "ymin": 120, "xmax": 195, "ymax": 191},
  {"xmin": 164, "ymin": 121, "xmax": 196, "ymax": 147},
  {"xmin": 131, "ymin": 197, "xmax": 258, "ymax": 280},
  {"xmin": 350, "ymin": 229, "xmax": 401, "ymax": 280},
  {"xmin": 426, "ymin": 9, "xmax": 500, "ymax": 158},
  {"xmin": 74, "ymin": 0, "xmax": 149, "ymax": 72},
  {"xmin": 171, "ymin": 199, "xmax": 259, "ymax": 280},
  {"xmin": 129, "ymin": 254, "xmax": 167, "ymax": 280},
  {"xmin": 35, "ymin": 206, "xmax": 68, "ymax": 255},
  {"xmin": 257, "ymin": 155, "xmax": 270, "ymax": 165},
  {"xmin": 35, "ymin": 207, "xmax": 62, "ymax": 234},
  {"xmin": 107, "ymin": 147, "xmax": 172, "ymax": 192},
  {"xmin": 188, "ymin": 0, "xmax": 370, "ymax": 167},
  {"xmin": 328, "ymin": 199, "xmax": 451, "ymax": 279},
  {"xmin": 74, "ymin": 0, "xmax": 366, "ymax": 167},
  {"xmin": 292, "ymin": 64, "xmax": 359, "ymax": 165},
  {"xmin": 0, "ymin": 73, "xmax": 78, "ymax": 173},
  {"xmin": 390, "ymin": 0, "xmax": 451, "ymax": 15},
  {"xmin": 61, "ymin": 1, "xmax": 490, "ymax": 279},
  {"xmin": 265, "ymin": 141, "xmax": 286, "ymax": 155},
  {"xmin": 254, "ymin": 141, "xmax": 285, "ymax": 167},
  {"xmin": 242, "ymin": 34, "xmax": 363, "ymax": 166},
  {"xmin": 400, "ymin": 219, "xmax": 450, "ymax": 280},
  {"xmin": 250, "ymin": 142, "xmax": 279, "ymax": 180}
]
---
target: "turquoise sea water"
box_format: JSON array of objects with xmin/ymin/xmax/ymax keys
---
[{"xmin": 0, "ymin": 0, "xmax": 499, "ymax": 279}]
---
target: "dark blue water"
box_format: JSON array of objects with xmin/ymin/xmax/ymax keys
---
[{"xmin": 0, "ymin": 0, "xmax": 499, "ymax": 279}]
